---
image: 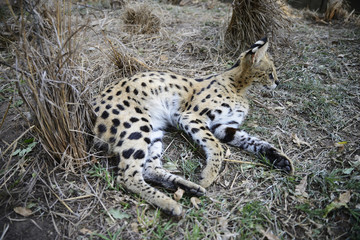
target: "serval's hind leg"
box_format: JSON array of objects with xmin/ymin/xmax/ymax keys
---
[{"xmin": 116, "ymin": 128, "xmax": 182, "ymax": 216}]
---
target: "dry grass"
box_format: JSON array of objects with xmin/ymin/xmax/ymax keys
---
[
  {"xmin": 324, "ymin": 0, "xmax": 350, "ymax": 21},
  {"xmin": 224, "ymin": 0, "xmax": 291, "ymax": 53},
  {"xmin": 0, "ymin": 0, "xmax": 359, "ymax": 239},
  {"xmin": 10, "ymin": 1, "xmax": 95, "ymax": 171},
  {"xmin": 122, "ymin": 2, "xmax": 161, "ymax": 34}
]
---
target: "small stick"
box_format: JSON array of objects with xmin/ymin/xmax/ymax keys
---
[
  {"xmin": 223, "ymin": 158, "xmax": 267, "ymax": 168},
  {"xmin": 63, "ymin": 194, "xmax": 94, "ymax": 201}
]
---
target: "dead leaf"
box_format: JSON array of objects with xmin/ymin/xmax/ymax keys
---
[
  {"xmin": 338, "ymin": 190, "xmax": 351, "ymax": 203},
  {"xmin": 79, "ymin": 228, "xmax": 93, "ymax": 235},
  {"xmin": 291, "ymin": 133, "xmax": 311, "ymax": 148},
  {"xmin": 286, "ymin": 101, "xmax": 294, "ymax": 107},
  {"xmin": 225, "ymin": 148, "xmax": 231, "ymax": 158},
  {"xmin": 159, "ymin": 55, "xmax": 168, "ymax": 61},
  {"xmin": 174, "ymin": 188, "xmax": 185, "ymax": 201},
  {"xmin": 295, "ymin": 176, "xmax": 308, "ymax": 198},
  {"xmin": 131, "ymin": 222, "xmax": 139, "ymax": 233},
  {"xmin": 334, "ymin": 141, "xmax": 347, "ymax": 152},
  {"xmin": 323, "ymin": 190, "xmax": 351, "ymax": 217},
  {"xmin": 13, "ymin": 207, "xmax": 33, "ymax": 217},
  {"xmin": 190, "ymin": 197, "xmax": 201, "ymax": 209}
]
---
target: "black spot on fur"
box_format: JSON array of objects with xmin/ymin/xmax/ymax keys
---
[
  {"xmin": 117, "ymin": 104, "xmax": 125, "ymax": 111},
  {"xmin": 123, "ymin": 100, "xmax": 130, "ymax": 107},
  {"xmin": 133, "ymin": 150, "xmax": 145, "ymax": 159},
  {"xmin": 120, "ymin": 131, "xmax": 127, "ymax": 138},
  {"xmin": 95, "ymin": 106, "xmax": 100, "ymax": 112},
  {"xmin": 128, "ymin": 132, "xmax": 142, "ymax": 140},
  {"xmin": 107, "ymin": 96, "xmax": 113, "ymax": 101},
  {"xmin": 140, "ymin": 125, "xmax": 150, "ymax": 132},
  {"xmin": 206, "ymin": 111, "xmax": 215, "ymax": 121},
  {"xmin": 123, "ymin": 122, "xmax": 131, "ymax": 128},
  {"xmin": 117, "ymin": 140, "xmax": 123, "ymax": 147},
  {"xmin": 199, "ymin": 108, "xmax": 209, "ymax": 116},
  {"xmin": 122, "ymin": 148, "xmax": 135, "ymax": 159},
  {"xmin": 101, "ymin": 111, "xmax": 109, "ymax": 119},
  {"xmin": 135, "ymin": 107, "xmax": 143, "ymax": 114},
  {"xmin": 144, "ymin": 137, "xmax": 151, "ymax": 144},
  {"xmin": 191, "ymin": 128, "xmax": 199, "ymax": 134},
  {"xmin": 116, "ymin": 91, "xmax": 122, "ymax": 96},
  {"xmin": 141, "ymin": 117, "xmax": 149, "ymax": 122},
  {"xmin": 112, "ymin": 109, "xmax": 119, "ymax": 115},
  {"xmin": 170, "ymin": 75, "xmax": 177, "ymax": 79},
  {"xmin": 126, "ymin": 86, "xmax": 130, "ymax": 93},
  {"xmin": 130, "ymin": 117, "xmax": 139, "ymax": 123},
  {"xmin": 134, "ymin": 89, "xmax": 139, "ymax": 95},
  {"xmin": 110, "ymin": 126, "xmax": 117, "ymax": 134},
  {"xmin": 97, "ymin": 124, "xmax": 107, "ymax": 133},
  {"xmin": 112, "ymin": 119, "xmax": 120, "ymax": 126},
  {"xmin": 221, "ymin": 103, "xmax": 230, "ymax": 108},
  {"xmin": 141, "ymin": 82, "xmax": 147, "ymax": 87}
]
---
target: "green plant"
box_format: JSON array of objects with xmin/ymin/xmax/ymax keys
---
[
  {"xmin": 88, "ymin": 164, "xmax": 118, "ymax": 190},
  {"xmin": 11, "ymin": 138, "xmax": 38, "ymax": 157},
  {"xmin": 91, "ymin": 227, "xmax": 124, "ymax": 240}
]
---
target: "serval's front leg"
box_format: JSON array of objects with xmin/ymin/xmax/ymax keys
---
[
  {"xmin": 143, "ymin": 130, "xmax": 206, "ymax": 196},
  {"xmin": 212, "ymin": 125, "xmax": 293, "ymax": 174},
  {"xmin": 178, "ymin": 113, "xmax": 224, "ymax": 188}
]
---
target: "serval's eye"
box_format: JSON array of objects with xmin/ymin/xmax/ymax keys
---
[{"xmin": 269, "ymin": 73, "xmax": 274, "ymax": 80}]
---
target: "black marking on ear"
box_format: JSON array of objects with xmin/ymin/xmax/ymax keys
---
[{"xmin": 246, "ymin": 37, "xmax": 268, "ymax": 56}]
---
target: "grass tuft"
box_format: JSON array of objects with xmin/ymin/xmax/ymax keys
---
[
  {"xmin": 12, "ymin": 1, "xmax": 94, "ymax": 170},
  {"xmin": 224, "ymin": 0, "xmax": 291, "ymax": 53},
  {"xmin": 122, "ymin": 2, "xmax": 161, "ymax": 34}
]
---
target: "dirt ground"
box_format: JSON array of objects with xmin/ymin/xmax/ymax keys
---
[{"xmin": 1, "ymin": 1, "xmax": 360, "ymax": 239}]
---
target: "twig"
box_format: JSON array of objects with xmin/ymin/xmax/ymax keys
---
[
  {"xmin": 39, "ymin": 175, "xmax": 78, "ymax": 216},
  {"xmin": 84, "ymin": 175, "xmax": 115, "ymax": 223},
  {"xmin": 0, "ymin": 223, "xmax": 9, "ymax": 240},
  {"xmin": 223, "ymin": 158, "xmax": 267, "ymax": 168},
  {"xmin": 63, "ymin": 194, "xmax": 94, "ymax": 201}
]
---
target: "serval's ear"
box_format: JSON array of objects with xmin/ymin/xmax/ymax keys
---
[{"xmin": 245, "ymin": 37, "xmax": 269, "ymax": 65}]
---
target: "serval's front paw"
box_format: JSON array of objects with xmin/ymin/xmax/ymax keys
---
[{"xmin": 263, "ymin": 148, "xmax": 294, "ymax": 174}]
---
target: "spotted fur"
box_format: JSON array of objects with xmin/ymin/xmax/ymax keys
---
[{"xmin": 92, "ymin": 37, "xmax": 293, "ymax": 216}]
